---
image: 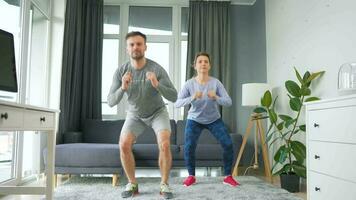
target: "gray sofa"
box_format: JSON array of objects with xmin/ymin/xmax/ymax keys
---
[{"xmin": 45, "ymin": 119, "xmax": 242, "ymax": 185}]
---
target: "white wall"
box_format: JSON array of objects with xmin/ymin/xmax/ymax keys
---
[
  {"xmin": 265, "ymin": 0, "xmax": 356, "ymax": 169},
  {"xmin": 266, "ymin": 0, "xmax": 356, "ymax": 102}
]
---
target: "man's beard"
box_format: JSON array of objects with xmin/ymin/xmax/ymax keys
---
[{"xmin": 131, "ymin": 52, "xmax": 144, "ymax": 60}]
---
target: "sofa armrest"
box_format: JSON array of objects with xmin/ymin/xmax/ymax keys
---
[{"xmin": 63, "ymin": 131, "xmax": 83, "ymax": 143}]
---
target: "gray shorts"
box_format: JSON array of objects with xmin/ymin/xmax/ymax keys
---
[{"xmin": 121, "ymin": 107, "xmax": 171, "ymax": 138}]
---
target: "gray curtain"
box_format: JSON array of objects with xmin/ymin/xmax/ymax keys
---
[
  {"xmin": 58, "ymin": 0, "xmax": 103, "ymax": 143},
  {"xmin": 186, "ymin": 1, "xmax": 235, "ymax": 131}
]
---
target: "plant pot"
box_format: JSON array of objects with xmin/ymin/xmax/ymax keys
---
[{"xmin": 280, "ymin": 173, "xmax": 300, "ymax": 193}]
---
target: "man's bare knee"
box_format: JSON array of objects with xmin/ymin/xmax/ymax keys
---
[
  {"xmin": 119, "ymin": 134, "xmax": 135, "ymax": 153},
  {"xmin": 159, "ymin": 140, "xmax": 170, "ymax": 153}
]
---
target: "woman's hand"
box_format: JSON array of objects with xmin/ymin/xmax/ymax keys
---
[
  {"xmin": 207, "ymin": 90, "xmax": 218, "ymax": 100},
  {"xmin": 193, "ymin": 91, "xmax": 203, "ymax": 100}
]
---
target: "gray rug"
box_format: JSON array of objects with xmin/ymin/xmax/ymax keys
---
[{"xmin": 54, "ymin": 176, "xmax": 303, "ymax": 200}]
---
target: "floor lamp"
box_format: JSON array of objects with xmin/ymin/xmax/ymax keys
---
[{"xmin": 232, "ymin": 83, "xmax": 272, "ymax": 181}]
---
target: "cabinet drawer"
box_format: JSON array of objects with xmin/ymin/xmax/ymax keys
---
[
  {"xmin": 23, "ymin": 110, "xmax": 54, "ymax": 130},
  {"xmin": 308, "ymin": 171, "xmax": 356, "ymax": 200},
  {"xmin": 308, "ymin": 106, "xmax": 356, "ymax": 143},
  {"xmin": 0, "ymin": 105, "xmax": 23, "ymax": 129},
  {"xmin": 308, "ymin": 141, "xmax": 356, "ymax": 183}
]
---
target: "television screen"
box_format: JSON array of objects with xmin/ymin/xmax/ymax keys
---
[{"xmin": 0, "ymin": 29, "xmax": 18, "ymax": 92}]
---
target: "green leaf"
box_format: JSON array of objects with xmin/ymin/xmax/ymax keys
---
[
  {"xmin": 261, "ymin": 90, "xmax": 272, "ymax": 108},
  {"xmin": 300, "ymin": 86, "xmax": 311, "ymax": 96},
  {"xmin": 265, "ymin": 123, "xmax": 274, "ymax": 136},
  {"xmin": 291, "ymin": 141, "xmax": 306, "ymax": 163},
  {"xmin": 273, "ymin": 163, "xmax": 293, "ymax": 175},
  {"xmin": 272, "ymin": 95, "xmax": 279, "ymax": 109},
  {"xmin": 305, "ymin": 97, "xmax": 320, "ymax": 102},
  {"xmin": 285, "ymin": 80, "xmax": 301, "ymax": 97},
  {"xmin": 254, "ymin": 116, "xmax": 269, "ymax": 120},
  {"xmin": 273, "ymin": 165, "xmax": 286, "ymax": 176},
  {"xmin": 269, "ymin": 136, "xmax": 282, "ymax": 146},
  {"xmin": 299, "ymin": 124, "xmax": 306, "ymax": 132},
  {"xmin": 294, "ymin": 67, "xmax": 304, "ymax": 86},
  {"xmin": 268, "ymin": 109, "xmax": 278, "ymax": 123},
  {"xmin": 290, "ymin": 97, "xmax": 302, "ymax": 111},
  {"xmin": 277, "ymin": 122, "xmax": 284, "ymax": 131},
  {"xmin": 292, "ymin": 162, "xmax": 306, "ymax": 178},
  {"xmin": 303, "ymin": 71, "xmax": 311, "ymax": 87},
  {"xmin": 306, "ymin": 71, "xmax": 325, "ymax": 84},
  {"xmin": 279, "ymin": 114, "xmax": 293, "ymax": 122},
  {"xmin": 274, "ymin": 145, "xmax": 289, "ymax": 164},
  {"xmin": 285, "ymin": 119, "xmax": 296, "ymax": 128},
  {"xmin": 254, "ymin": 107, "xmax": 267, "ymax": 113}
]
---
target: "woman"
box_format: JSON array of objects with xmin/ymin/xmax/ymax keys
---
[{"xmin": 175, "ymin": 52, "xmax": 239, "ymax": 187}]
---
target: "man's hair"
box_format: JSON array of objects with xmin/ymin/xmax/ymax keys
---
[{"xmin": 125, "ymin": 31, "xmax": 147, "ymax": 43}]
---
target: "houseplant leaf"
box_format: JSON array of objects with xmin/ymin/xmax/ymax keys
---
[
  {"xmin": 254, "ymin": 107, "xmax": 267, "ymax": 113},
  {"xmin": 285, "ymin": 119, "xmax": 296, "ymax": 128},
  {"xmin": 292, "ymin": 161, "xmax": 306, "ymax": 178},
  {"xmin": 268, "ymin": 109, "xmax": 278, "ymax": 123},
  {"xmin": 277, "ymin": 122, "xmax": 284, "ymax": 131},
  {"xmin": 290, "ymin": 97, "xmax": 302, "ymax": 111},
  {"xmin": 285, "ymin": 80, "xmax": 301, "ymax": 97},
  {"xmin": 306, "ymin": 71, "xmax": 325, "ymax": 84},
  {"xmin": 300, "ymin": 86, "xmax": 311, "ymax": 96},
  {"xmin": 290, "ymin": 141, "xmax": 306, "ymax": 163},
  {"xmin": 294, "ymin": 67, "xmax": 304, "ymax": 86},
  {"xmin": 261, "ymin": 90, "xmax": 272, "ymax": 108},
  {"xmin": 274, "ymin": 145, "xmax": 289, "ymax": 164},
  {"xmin": 279, "ymin": 114, "xmax": 293, "ymax": 122},
  {"xmin": 303, "ymin": 71, "xmax": 311, "ymax": 87},
  {"xmin": 305, "ymin": 96, "xmax": 320, "ymax": 102},
  {"xmin": 299, "ymin": 124, "xmax": 306, "ymax": 132}
]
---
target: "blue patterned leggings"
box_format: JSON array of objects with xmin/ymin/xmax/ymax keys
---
[{"xmin": 184, "ymin": 118, "xmax": 233, "ymax": 176}]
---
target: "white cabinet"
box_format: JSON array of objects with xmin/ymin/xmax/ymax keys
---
[
  {"xmin": 306, "ymin": 95, "xmax": 356, "ymax": 200},
  {"xmin": 0, "ymin": 100, "xmax": 59, "ymax": 199}
]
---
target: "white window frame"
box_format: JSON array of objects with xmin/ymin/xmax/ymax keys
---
[
  {"xmin": 102, "ymin": 2, "xmax": 189, "ymax": 121},
  {"xmin": 0, "ymin": 0, "xmax": 53, "ymax": 187}
]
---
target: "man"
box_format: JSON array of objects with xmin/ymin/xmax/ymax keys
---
[{"xmin": 107, "ymin": 31, "xmax": 177, "ymax": 199}]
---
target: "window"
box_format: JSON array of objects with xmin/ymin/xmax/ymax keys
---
[
  {"xmin": 102, "ymin": 39, "xmax": 119, "ymax": 115},
  {"xmin": 23, "ymin": 3, "xmax": 49, "ymax": 179},
  {"xmin": 0, "ymin": 0, "xmax": 21, "ymax": 102},
  {"xmin": 129, "ymin": 6, "xmax": 172, "ymax": 35},
  {"xmin": 102, "ymin": 4, "xmax": 189, "ymax": 120},
  {"xmin": 0, "ymin": 0, "xmax": 21, "ymax": 183},
  {"xmin": 102, "ymin": 6, "xmax": 120, "ymax": 116}
]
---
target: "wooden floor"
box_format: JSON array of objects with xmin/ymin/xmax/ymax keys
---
[{"xmin": 0, "ymin": 167, "xmax": 307, "ymax": 200}]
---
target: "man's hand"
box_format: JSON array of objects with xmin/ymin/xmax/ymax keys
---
[
  {"xmin": 121, "ymin": 72, "xmax": 132, "ymax": 91},
  {"xmin": 146, "ymin": 72, "xmax": 159, "ymax": 88},
  {"xmin": 193, "ymin": 91, "xmax": 203, "ymax": 100},
  {"xmin": 207, "ymin": 90, "xmax": 218, "ymax": 100}
]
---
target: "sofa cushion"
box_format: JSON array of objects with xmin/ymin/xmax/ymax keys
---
[
  {"xmin": 54, "ymin": 143, "xmax": 121, "ymax": 167},
  {"xmin": 83, "ymin": 119, "xmax": 124, "ymax": 143},
  {"xmin": 135, "ymin": 120, "xmax": 176, "ymax": 144},
  {"xmin": 176, "ymin": 120, "xmax": 221, "ymax": 145},
  {"xmin": 133, "ymin": 144, "xmax": 180, "ymax": 159}
]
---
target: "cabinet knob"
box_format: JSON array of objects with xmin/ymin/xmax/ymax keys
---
[
  {"xmin": 315, "ymin": 187, "xmax": 321, "ymax": 192},
  {"xmin": 40, "ymin": 117, "xmax": 46, "ymax": 122},
  {"xmin": 313, "ymin": 123, "xmax": 320, "ymax": 128},
  {"xmin": 314, "ymin": 155, "xmax": 320, "ymax": 159},
  {"xmin": 1, "ymin": 112, "xmax": 8, "ymax": 120}
]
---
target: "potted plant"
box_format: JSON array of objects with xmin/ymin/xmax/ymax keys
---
[{"xmin": 254, "ymin": 68, "xmax": 324, "ymax": 192}]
